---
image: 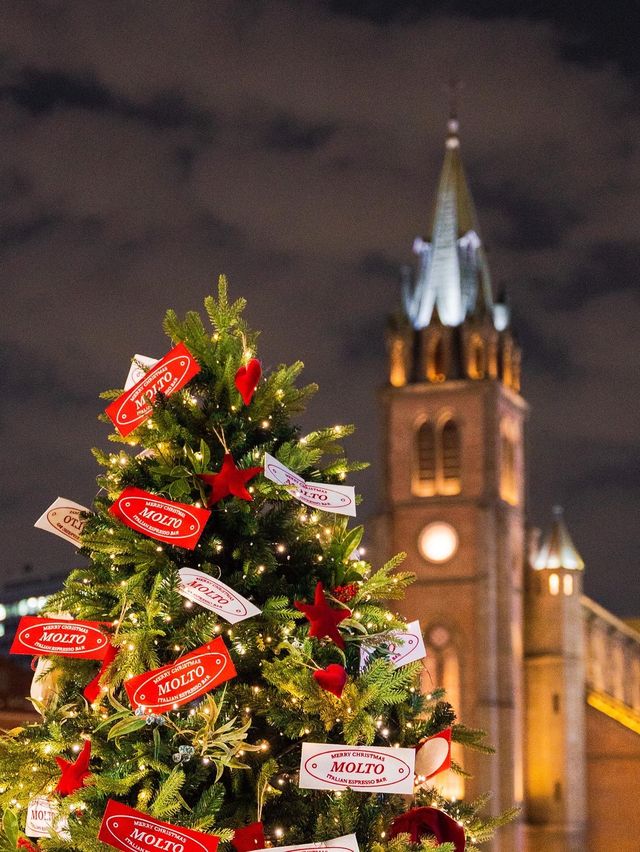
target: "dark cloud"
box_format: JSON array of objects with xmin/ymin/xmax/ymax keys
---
[
  {"xmin": 262, "ymin": 115, "xmax": 337, "ymax": 152},
  {"xmin": 0, "ymin": 67, "xmax": 214, "ymax": 133},
  {"xmin": 476, "ymin": 180, "xmax": 581, "ymax": 251}
]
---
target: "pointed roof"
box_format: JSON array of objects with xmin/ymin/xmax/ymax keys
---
[
  {"xmin": 403, "ymin": 117, "xmax": 493, "ymax": 329},
  {"xmin": 533, "ymin": 506, "xmax": 585, "ymax": 571}
]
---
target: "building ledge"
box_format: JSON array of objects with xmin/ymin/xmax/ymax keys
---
[{"xmin": 586, "ymin": 690, "xmax": 640, "ymax": 735}]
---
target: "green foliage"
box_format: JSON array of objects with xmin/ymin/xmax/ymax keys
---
[{"xmin": 0, "ymin": 278, "xmax": 511, "ymax": 851}]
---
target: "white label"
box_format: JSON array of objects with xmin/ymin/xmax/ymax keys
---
[
  {"xmin": 360, "ymin": 620, "xmax": 426, "ymax": 671},
  {"xmin": 124, "ymin": 354, "xmax": 159, "ymax": 390},
  {"xmin": 177, "ymin": 568, "xmax": 261, "ymax": 624},
  {"xmin": 34, "ymin": 497, "xmax": 91, "ymax": 546},
  {"xmin": 26, "ymin": 797, "xmax": 70, "ymax": 839},
  {"xmin": 299, "ymin": 743, "xmax": 415, "ymax": 794},
  {"xmin": 264, "ymin": 453, "xmax": 356, "ymax": 516},
  {"xmin": 254, "ymin": 835, "xmax": 359, "ymax": 852}
]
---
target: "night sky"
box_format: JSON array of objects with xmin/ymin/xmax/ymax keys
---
[{"xmin": 1, "ymin": 1, "xmax": 638, "ymax": 616}]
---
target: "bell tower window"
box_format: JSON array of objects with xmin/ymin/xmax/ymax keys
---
[
  {"xmin": 500, "ymin": 418, "xmax": 519, "ymax": 506},
  {"xmin": 413, "ymin": 416, "xmax": 461, "ymax": 497},
  {"xmin": 414, "ymin": 421, "xmax": 436, "ymax": 496},
  {"xmin": 468, "ymin": 333, "xmax": 485, "ymax": 379},
  {"xmin": 440, "ymin": 418, "xmax": 461, "ymax": 495},
  {"xmin": 427, "ymin": 336, "xmax": 446, "ymax": 382}
]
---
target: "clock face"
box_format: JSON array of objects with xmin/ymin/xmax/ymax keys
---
[{"xmin": 418, "ymin": 522, "xmax": 459, "ymax": 564}]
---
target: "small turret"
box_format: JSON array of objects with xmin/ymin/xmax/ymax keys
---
[{"xmin": 524, "ymin": 508, "xmax": 587, "ymax": 851}]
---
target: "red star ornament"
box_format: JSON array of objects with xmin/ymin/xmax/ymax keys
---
[
  {"xmin": 313, "ymin": 662, "xmax": 347, "ymax": 697},
  {"xmin": 234, "ymin": 358, "xmax": 262, "ymax": 405},
  {"xmin": 295, "ymin": 582, "xmax": 350, "ymax": 649},
  {"xmin": 199, "ymin": 454, "xmax": 262, "ymax": 505},
  {"xmin": 232, "ymin": 821, "xmax": 265, "ymax": 852},
  {"xmin": 54, "ymin": 738, "xmax": 92, "ymax": 796}
]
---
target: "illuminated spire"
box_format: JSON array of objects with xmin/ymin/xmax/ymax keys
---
[
  {"xmin": 533, "ymin": 506, "xmax": 585, "ymax": 571},
  {"xmin": 403, "ymin": 103, "xmax": 493, "ymax": 329}
]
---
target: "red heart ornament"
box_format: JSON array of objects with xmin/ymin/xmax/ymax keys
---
[
  {"xmin": 313, "ymin": 663, "xmax": 347, "ymax": 697},
  {"xmin": 235, "ymin": 358, "xmax": 262, "ymax": 405}
]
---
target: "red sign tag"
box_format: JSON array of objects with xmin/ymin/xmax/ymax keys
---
[
  {"xmin": 105, "ymin": 341, "xmax": 201, "ymax": 436},
  {"xmin": 10, "ymin": 617, "xmax": 110, "ymax": 659},
  {"xmin": 125, "ymin": 636, "xmax": 236, "ymax": 714},
  {"xmin": 109, "ymin": 487, "xmax": 211, "ymax": 550},
  {"xmin": 99, "ymin": 800, "xmax": 219, "ymax": 852}
]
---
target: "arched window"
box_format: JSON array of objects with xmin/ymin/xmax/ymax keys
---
[
  {"xmin": 427, "ymin": 336, "xmax": 446, "ymax": 382},
  {"xmin": 468, "ymin": 334, "xmax": 485, "ymax": 379},
  {"xmin": 389, "ymin": 337, "xmax": 407, "ymax": 387},
  {"xmin": 502, "ymin": 338, "xmax": 513, "ymax": 387},
  {"xmin": 413, "ymin": 421, "xmax": 436, "ymax": 496},
  {"xmin": 439, "ymin": 419, "xmax": 461, "ymax": 495},
  {"xmin": 421, "ymin": 625, "xmax": 464, "ymax": 799},
  {"xmin": 500, "ymin": 419, "xmax": 519, "ymax": 506}
]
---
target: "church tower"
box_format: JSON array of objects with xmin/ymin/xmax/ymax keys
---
[
  {"xmin": 377, "ymin": 114, "xmax": 525, "ymax": 850},
  {"xmin": 524, "ymin": 508, "xmax": 587, "ymax": 851}
]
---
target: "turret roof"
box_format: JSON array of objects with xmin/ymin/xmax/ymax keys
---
[{"xmin": 534, "ymin": 506, "xmax": 585, "ymax": 571}]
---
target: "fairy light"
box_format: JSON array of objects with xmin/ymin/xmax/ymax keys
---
[{"xmin": 274, "ymin": 828, "xmax": 284, "ymax": 839}]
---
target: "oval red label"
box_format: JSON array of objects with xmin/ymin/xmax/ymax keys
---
[
  {"xmin": 104, "ymin": 814, "xmax": 210, "ymax": 852},
  {"xmin": 98, "ymin": 800, "xmax": 219, "ymax": 852},
  {"xmin": 109, "ymin": 488, "xmax": 211, "ymax": 550},
  {"xmin": 10, "ymin": 617, "xmax": 109, "ymax": 659},
  {"xmin": 105, "ymin": 341, "xmax": 201, "ymax": 437},
  {"xmin": 124, "ymin": 637, "xmax": 237, "ymax": 714}
]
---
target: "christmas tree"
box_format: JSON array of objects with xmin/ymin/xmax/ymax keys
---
[{"xmin": 0, "ymin": 279, "xmax": 515, "ymax": 852}]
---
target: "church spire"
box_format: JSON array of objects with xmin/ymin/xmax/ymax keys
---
[{"xmin": 403, "ymin": 104, "xmax": 493, "ymax": 329}]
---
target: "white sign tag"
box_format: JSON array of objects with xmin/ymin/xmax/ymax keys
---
[
  {"xmin": 124, "ymin": 354, "xmax": 159, "ymax": 390},
  {"xmin": 255, "ymin": 835, "xmax": 359, "ymax": 852},
  {"xmin": 299, "ymin": 743, "xmax": 416, "ymax": 794},
  {"xmin": 177, "ymin": 568, "xmax": 261, "ymax": 624},
  {"xmin": 264, "ymin": 453, "xmax": 356, "ymax": 517},
  {"xmin": 360, "ymin": 620, "xmax": 426, "ymax": 671},
  {"xmin": 26, "ymin": 797, "xmax": 70, "ymax": 839},
  {"xmin": 34, "ymin": 497, "xmax": 91, "ymax": 546}
]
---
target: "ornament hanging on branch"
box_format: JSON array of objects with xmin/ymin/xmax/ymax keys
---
[
  {"xmin": 234, "ymin": 358, "xmax": 262, "ymax": 405},
  {"xmin": 264, "ymin": 453, "xmax": 356, "ymax": 517},
  {"xmin": 415, "ymin": 728, "xmax": 452, "ymax": 782},
  {"xmin": 105, "ymin": 341, "xmax": 201, "ymax": 437},
  {"xmin": 198, "ymin": 454, "xmax": 262, "ymax": 505},
  {"xmin": 295, "ymin": 582, "xmax": 350, "ymax": 649},
  {"xmin": 232, "ymin": 821, "xmax": 265, "ymax": 852},
  {"xmin": 389, "ymin": 806, "xmax": 466, "ymax": 851},
  {"xmin": 124, "ymin": 636, "xmax": 236, "ymax": 714},
  {"xmin": 313, "ymin": 663, "xmax": 347, "ymax": 698},
  {"xmin": 30, "ymin": 656, "xmax": 61, "ymax": 712},
  {"xmin": 98, "ymin": 800, "xmax": 220, "ymax": 852},
  {"xmin": 109, "ymin": 487, "xmax": 211, "ymax": 550},
  {"xmin": 54, "ymin": 739, "xmax": 92, "ymax": 796},
  {"xmin": 83, "ymin": 642, "xmax": 118, "ymax": 703}
]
